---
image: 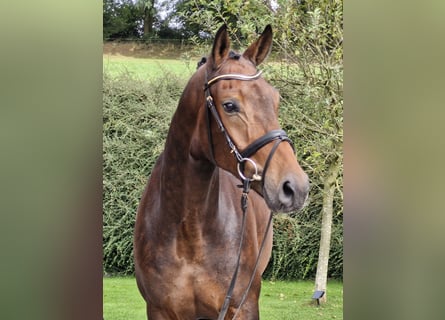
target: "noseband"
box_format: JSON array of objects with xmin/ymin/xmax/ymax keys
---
[
  {"xmin": 203, "ymin": 68, "xmax": 294, "ymax": 319},
  {"xmin": 204, "ymin": 70, "xmax": 294, "ymax": 187}
]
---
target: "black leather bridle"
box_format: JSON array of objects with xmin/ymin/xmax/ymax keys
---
[
  {"xmin": 204, "ymin": 70, "xmax": 294, "ymax": 188},
  {"xmin": 203, "ymin": 67, "xmax": 295, "ymax": 319}
]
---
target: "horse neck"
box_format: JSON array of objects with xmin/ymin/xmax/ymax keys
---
[{"xmin": 159, "ymin": 68, "xmax": 218, "ymax": 220}]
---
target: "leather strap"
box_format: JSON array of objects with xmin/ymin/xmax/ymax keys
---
[{"xmin": 240, "ymin": 129, "xmax": 293, "ymax": 159}]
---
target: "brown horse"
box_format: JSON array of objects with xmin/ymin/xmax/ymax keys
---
[{"xmin": 134, "ymin": 25, "xmax": 309, "ymax": 320}]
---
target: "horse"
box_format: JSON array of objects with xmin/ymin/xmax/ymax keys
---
[{"xmin": 134, "ymin": 24, "xmax": 309, "ymax": 320}]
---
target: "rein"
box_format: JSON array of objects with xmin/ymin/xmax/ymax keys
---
[{"xmin": 203, "ymin": 67, "xmax": 293, "ymax": 319}]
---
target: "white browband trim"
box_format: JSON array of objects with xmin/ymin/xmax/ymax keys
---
[{"xmin": 207, "ymin": 70, "xmax": 263, "ymax": 86}]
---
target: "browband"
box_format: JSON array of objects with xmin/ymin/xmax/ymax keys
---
[{"xmin": 205, "ymin": 70, "xmax": 263, "ymax": 89}]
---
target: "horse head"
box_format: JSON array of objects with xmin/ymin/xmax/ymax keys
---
[{"xmin": 193, "ymin": 25, "xmax": 309, "ymax": 213}]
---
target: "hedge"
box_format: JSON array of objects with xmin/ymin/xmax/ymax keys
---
[{"xmin": 103, "ymin": 71, "xmax": 343, "ymax": 279}]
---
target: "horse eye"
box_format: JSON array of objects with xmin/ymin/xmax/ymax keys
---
[{"xmin": 222, "ymin": 101, "xmax": 239, "ymax": 113}]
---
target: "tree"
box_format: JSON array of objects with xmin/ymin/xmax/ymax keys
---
[
  {"xmin": 271, "ymin": 0, "xmax": 343, "ymax": 303},
  {"xmin": 103, "ymin": 0, "xmax": 143, "ymax": 39},
  {"xmin": 174, "ymin": 0, "xmax": 273, "ymax": 44},
  {"xmin": 103, "ymin": 0, "xmax": 173, "ymax": 39},
  {"xmin": 136, "ymin": 0, "xmax": 156, "ymax": 37}
]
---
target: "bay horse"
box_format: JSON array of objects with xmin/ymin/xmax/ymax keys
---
[{"xmin": 134, "ymin": 25, "xmax": 309, "ymax": 320}]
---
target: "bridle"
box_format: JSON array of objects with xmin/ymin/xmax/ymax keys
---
[
  {"xmin": 202, "ymin": 65, "xmax": 294, "ymax": 319},
  {"xmin": 204, "ymin": 69, "xmax": 294, "ymax": 189}
]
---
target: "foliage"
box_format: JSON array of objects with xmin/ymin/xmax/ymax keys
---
[
  {"xmin": 272, "ymin": 0, "xmax": 343, "ymax": 170},
  {"xmin": 103, "ymin": 0, "xmax": 190, "ymax": 40},
  {"xmin": 272, "ymin": 0, "xmax": 343, "ymax": 283},
  {"xmin": 103, "ymin": 0, "xmax": 143, "ymax": 39},
  {"xmin": 103, "ymin": 71, "xmax": 186, "ymax": 274},
  {"xmin": 264, "ymin": 212, "xmax": 343, "ymax": 280},
  {"xmin": 104, "ymin": 277, "xmax": 343, "ymax": 319},
  {"xmin": 174, "ymin": 0, "xmax": 274, "ymax": 45}
]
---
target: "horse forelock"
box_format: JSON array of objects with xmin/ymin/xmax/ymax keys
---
[
  {"xmin": 198, "ymin": 50, "xmax": 258, "ymax": 79},
  {"xmin": 228, "ymin": 50, "xmax": 241, "ymax": 60}
]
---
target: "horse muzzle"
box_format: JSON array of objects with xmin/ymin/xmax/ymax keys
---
[{"xmin": 263, "ymin": 172, "xmax": 309, "ymax": 213}]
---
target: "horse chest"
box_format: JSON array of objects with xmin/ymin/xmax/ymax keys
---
[{"xmin": 151, "ymin": 256, "xmax": 233, "ymax": 313}]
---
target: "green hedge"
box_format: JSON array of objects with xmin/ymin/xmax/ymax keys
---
[
  {"xmin": 103, "ymin": 71, "xmax": 185, "ymax": 274},
  {"xmin": 103, "ymin": 71, "xmax": 343, "ymax": 279}
]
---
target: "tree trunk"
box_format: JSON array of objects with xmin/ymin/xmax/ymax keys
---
[
  {"xmin": 143, "ymin": 9, "xmax": 152, "ymax": 36},
  {"xmin": 143, "ymin": 0, "xmax": 154, "ymax": 37},
  {"xmin": 314, "ymin": 157, "xmax": 341, "ymax": 303}
]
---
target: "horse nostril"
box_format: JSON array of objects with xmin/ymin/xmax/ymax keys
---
[{"xmin": 282, "ymin": 181, "xmax": 295, "ymax": 199}]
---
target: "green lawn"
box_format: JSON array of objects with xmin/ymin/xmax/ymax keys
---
[
  {"xmin": 103, "ymin": 55, "xmax": 194, "ymax": 80},
  {"xmin": 103, "ymin": 277, "xmax": 342, "ymax": 319},
  {"xmin": 102, "ymin": 55, "xmax": 305, "ymax": 84}
]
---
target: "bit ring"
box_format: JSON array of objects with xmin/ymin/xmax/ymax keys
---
[{"xmin": 237, "ymin": 158, "xmax": 262, "ymax": 182}]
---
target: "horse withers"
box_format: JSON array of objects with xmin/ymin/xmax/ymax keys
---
[{"xmin": 134, "ymin": 24, "xmax": 309, "ymax": 320}]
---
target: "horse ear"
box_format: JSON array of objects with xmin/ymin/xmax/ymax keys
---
[
  {"xmin": 211, "ymin": 25, "xmax": 231, "ymax": 69},
  {"xmin": 243, "ymin": 25, "xmax": 273, "ymax": 66}
]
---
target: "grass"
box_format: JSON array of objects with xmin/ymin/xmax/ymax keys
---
[
  {"xmin": 103, "ymin": 277, "xmax": 343, "ymax": 319},
  {"xmin": 259, "ymin": 280, "xmax": 343, "ymax": 319},
  {"xmin": 102, "ymin": 54, "xmax": 304, "ymax": 83},
  {"xmin": 103, "ymin": 55, "xmax": 195, "ymax": 80}
]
